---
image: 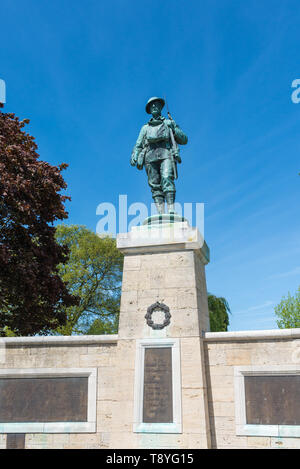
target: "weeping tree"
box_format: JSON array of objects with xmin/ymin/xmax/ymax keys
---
[{"xmin": 208, "ymin": 293, "xmax": 231, "ymax": 332}]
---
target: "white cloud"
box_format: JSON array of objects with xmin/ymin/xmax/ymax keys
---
[
  {"xmin": 233, "ymin": 300, "xmax": 275, "ymax": 316},
  {"xmin": 268, "ymin": 266, "xmax": 300, "ymax": 280}
]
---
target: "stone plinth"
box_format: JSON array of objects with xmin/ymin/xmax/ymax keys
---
[
  {"xmin": 117, "ymin": 221, "xmax": 209, "ymax": 259},
  {"xmin": 116, "ymin": 222, "xmax": 212, "ymax": 448},
  {"xmin": 117, "ymin": 222, "xmax": 210, "ymax": 339}
]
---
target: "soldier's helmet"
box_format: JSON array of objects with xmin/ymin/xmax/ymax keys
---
[{"xmin": 145, "ymin": 97, "xmax": 165, "ymax": 114}]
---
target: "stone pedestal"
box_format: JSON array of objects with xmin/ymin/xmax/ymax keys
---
[{"xmin": 115, "ymin": 222, "xmax": 212, "ymax": 449}]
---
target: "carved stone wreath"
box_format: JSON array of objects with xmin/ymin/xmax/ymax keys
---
[{"xmin": 145, "ymin": 302, "xmax": 171, "ymax": 330}]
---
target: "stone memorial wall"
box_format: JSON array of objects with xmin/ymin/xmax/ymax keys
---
[
  {"xmin": 0, "ymin": 222, "xmax": 299, "ymax": 449},
  {"xmin": 0, "ymin": 330, "xmax": 299, "ymax": 448}
]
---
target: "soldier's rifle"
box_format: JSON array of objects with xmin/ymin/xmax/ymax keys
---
[{"xmin": 165, "ymin": 98, "xmax": 179, "ymax": 180}]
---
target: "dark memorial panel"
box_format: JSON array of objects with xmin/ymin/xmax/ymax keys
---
[
  {"xmin": 0, "ymin": 377, "xmax": 88, "ymax": 423},
  {"xmin": 143, "ymin": 347, "xmax": 173, "ymax": 423},
  {"xmin": 245, "ymin": 375, "xmax": 300, "ymax": 425},
  {"xmin": 6, "ymin": 434, "xmax": 25, "ymax": 449}
]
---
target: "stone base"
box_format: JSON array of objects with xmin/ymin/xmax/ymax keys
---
[
  {"xmin": 116, "ymin": 222, "xmax": 212, "ymax": 448},
  {"xmin": 117, "ymin": 221, "xmax": 210, "ymax": 262}
]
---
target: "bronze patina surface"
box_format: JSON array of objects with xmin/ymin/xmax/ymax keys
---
[
  {"xmin": 130, "ymin": 97, "xmax": 188, "ymax": 215},
  {"xmin": 6, "ymin": 434, "xmax": 25, "ymax": 449},
  {"xmin": 0, "ymin": 377, "xmax": 88, "ymax": 423},
  {"xmin": 143, "ymin": 347, "xmax": 173, "ymax": 423},
  {"xmin": 245, "ymin": 375, "xmax": 300, "ymax": 425}
]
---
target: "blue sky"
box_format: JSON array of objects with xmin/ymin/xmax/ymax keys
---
[{"xmin": 1, "ymin": 0, "xmax": 299, "ymax": 331}]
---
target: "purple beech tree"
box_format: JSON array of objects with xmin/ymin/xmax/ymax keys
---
[{"xmin": 0, "ymin": 111, "xmax": 78, "ymax": 336}]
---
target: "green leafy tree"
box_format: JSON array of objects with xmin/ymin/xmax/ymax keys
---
[
  {"xmin": 86, "ymin": 316, "xmax": 119, "ymax": 335},
  {"xmin": 54, "ymin": 224, "xmax": 123, "ymax": 335},
  {"xmin": 208, "ymin": 293, "xmax": 231, "ymax": 332},
  {"xmin": 275, "ymin": 286, "xmax": 300, "ymax": 329}
]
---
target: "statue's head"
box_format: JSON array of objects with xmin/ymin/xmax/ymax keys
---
[{"xmin": 145, "ymin": 97, "xmax": 165, "ymax": 117}]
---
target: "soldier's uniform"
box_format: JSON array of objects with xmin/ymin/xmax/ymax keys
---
[{"xmin": 131, "ymin": 97, "xmax": 188, "ymax": 213}]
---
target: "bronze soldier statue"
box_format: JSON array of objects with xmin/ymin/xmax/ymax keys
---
[{"xmin": 130, "ymin": 97, "xmax": 188, "ymax": 214}]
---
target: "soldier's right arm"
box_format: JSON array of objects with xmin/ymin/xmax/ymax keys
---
[
  {"xmin": 135, "ymin": 125, "xmax": 147, "ymax": 150},
  {"xmin": 130, "ymin": 125, "xmax": 147, "ymax": 166}
]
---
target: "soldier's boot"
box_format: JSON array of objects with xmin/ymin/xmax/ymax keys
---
[
  {"xmin": 154, "ymin": 197, "xmax": 165, "ymax": 214},
  {"xmin": 166, "ymin": 192, "xmax": 176, "ymax": 214}
]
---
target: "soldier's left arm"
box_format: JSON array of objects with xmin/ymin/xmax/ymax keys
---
[{"xmin": 166, "ymin": 119, "xmax": 188, "ymax": 145}]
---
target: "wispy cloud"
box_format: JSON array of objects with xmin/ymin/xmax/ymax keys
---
[
  {"xmin": 234, "ymin": 300, "xmax": 275, "ymax": 316},
  {"xmin": 253, "ymin": 316, "xmax": 278, "ymax": 324},
  {"xmin": 268, "ymin": 266, "xmax": 300, "ymax": 280}
]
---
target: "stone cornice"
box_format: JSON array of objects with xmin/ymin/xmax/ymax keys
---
[
  {"xmin": 1, "ymin": 334, "xmax": 118, "ymax": 346},
  {"xmin": 204, "ymin": 328, "xmax": 300, "ymax": 342}
]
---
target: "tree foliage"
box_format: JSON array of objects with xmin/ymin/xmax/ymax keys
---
[
  {"xmin": 86, "ymin": 317, "xmax": 119, "ymax": 335},
  {"xmin": 54, "ymin": 225, "xmax": 123, "ymax": 335},
  {"xmin": 208, "ymin": 293, "xmax": 231, "ymax": 332},
  {"xmin": 275, "ymin": 286, "xmax": 300, "ymax": 329},
  {"xmin": 0, "ymin": 112, "xmax": 77, "ymax": 336}
]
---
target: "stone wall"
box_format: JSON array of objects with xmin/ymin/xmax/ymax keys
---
[
  {"xmin": 0, "ymin": 329, "xmax": 300, "ymax": 449},
  {"xmin": 0, "ymin": 336, "xmax": 118, "ymax": 449},
  {"xmin": 204, "ymin": 329, "xmax": 300, "ymax": 449}
]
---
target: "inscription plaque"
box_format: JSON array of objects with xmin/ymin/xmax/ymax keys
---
[
  {"xmin": 143, "ymin": 347, "xmax": 173, "ymax": 423},
  {"xmin": 6, "ymin": 434, "xmax": 25, "ymax": 449},
  {"xmin": 245, "ymin": 375, "xmax": 300, "ymax": 425},
  {"xmin": 0, "ymin": 377, "xmax": 88, "ymax": 423}
]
